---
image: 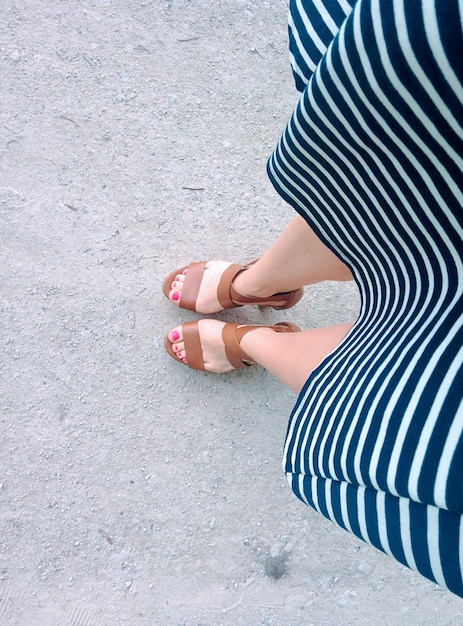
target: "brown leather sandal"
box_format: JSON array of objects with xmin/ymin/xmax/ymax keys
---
[
  {"xmin": 162, "ymin": 261, "xmax": 304, "ymax": 312},
  {"xmin": 164, "ymin": 321, "xmax": 301, "ymax": 371}
]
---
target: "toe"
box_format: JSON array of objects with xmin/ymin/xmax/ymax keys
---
[
  {"xmin": 169, "ymin": 289, "xmax": 181, "ymax": 304},
  {"xmin": 175, "ymin": 273, "xmax": 186, "ymax": 284},
  {"xmin": 167, "ymin": 328, "xmax": 186, "ymax": 362},
  {"xmin": 169, "ymin": 273, "xmax": 186, "ymax": 304},
  {"xmin": 168, "ymin": 326, "xmax": 183, "ymax": 343},
  {"xmin": 169, "ymin": 327, "xmax": 186, "ymax": 361}
]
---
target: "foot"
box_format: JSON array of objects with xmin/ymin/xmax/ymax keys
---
[
  {"xmin": 164, "ymin": 260, "xmax": 303, "ymax": 314},
  {"xmin": 166, "ymin": 319, "xmax": 237, "ymax": 372},
  {"xmin": 166, "ymin": 261, "xmax": 236, "ymax": 314},
  {"xmin": 165, "ymin": 319, "xmax": 301, "ymax": 372}
]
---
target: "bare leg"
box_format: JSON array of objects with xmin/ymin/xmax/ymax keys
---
[
  {"xmin": 234, "ymin": 214, "xmax": 353, "ymax": 298},
  {"xmin": 167, "ymin": 215, "xmax": 353, "ymax": 313},
  {"xmin": 239, "ymin": 322, "xmax": 352, "ymax": 393},
  {"xmin": 166, "ymin": 320, "xmax": 353, "ymax": 394}
]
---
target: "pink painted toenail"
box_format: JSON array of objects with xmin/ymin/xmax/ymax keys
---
[
  {"xmin": 171, "ymin": 331, "xmax": 180, "ymax": 341},
  {"xmin": 183, "ymin": 358, "xmax": 188, "ymax": 363},
  {"xmin": 172, "ymin": 291, "xmax": 180, "ymax": 301}
]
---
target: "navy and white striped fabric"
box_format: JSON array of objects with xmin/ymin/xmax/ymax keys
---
[
  {"xmin": 289, "ymin": 0, "xmax": 355, "ymax": 90},
  {"xmin": 269, "ymin": 0, "xmax": 463, "ymax": 595}
]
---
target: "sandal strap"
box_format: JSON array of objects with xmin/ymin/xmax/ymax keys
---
[
  {"xmin": 228, "ymin": 264, "xmax": 304, "ymax": 310},
  {"xmin": 230, "ymin": 283, "xmax": 304, "ymax": 309},
  {"xmin": 180, "ymin": 262, "xmax": 206, "ymax": 311},
  {"xmin": 217, "ymin": 262, "xmax": 304, "ymax": 310},
  {"xmin": 222, "ymin": 323, "xmax": 259, "ymax": 369},
  {"xmin": 223, "ymin": 322, "xmax": 301, "ymax": 370},
  {"xmin": 182, "ymin": 321, "xmax": 206, "ymax": 370},
  {"xmin": 216, "ymin": 263, "xmax": 248, "ymax": 309}
]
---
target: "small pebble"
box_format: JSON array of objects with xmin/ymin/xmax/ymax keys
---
[{"xmin": 11, "ymin": 50, "xmax": 22, "ymax": 63}]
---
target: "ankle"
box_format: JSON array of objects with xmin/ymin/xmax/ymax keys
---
[
  {"xmin": 233, "ymin": 266, "xmax": 274, "ymax": 299},
  {"xmin": 238, "ymin": 326, "xmax": 276, "ymax": 359}
]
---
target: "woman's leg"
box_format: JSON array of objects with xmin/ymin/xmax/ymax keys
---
[
  {"xmin": 167, "ymin": 319, "xmax": 353, "ymax": 394},
  {"xmin": 239, "ymin": 322, "xmax": 352, "ymax": 393},
  {"xmin": 235, "ymin": 214, "xmax": 353, "ymax": 296},
  {"xmin": 167, "ymin": 215, "xmax": 353, "ymax": 312}
]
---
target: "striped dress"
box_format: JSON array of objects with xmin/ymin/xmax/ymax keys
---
[{"xmin": 267, "ymin": 0, "xmax": 463, "ymax": 595}]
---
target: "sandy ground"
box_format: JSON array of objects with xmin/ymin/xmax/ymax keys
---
[{"xmin": 1, "ymin": 1, "xmax": 463, "ymax": 624}]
